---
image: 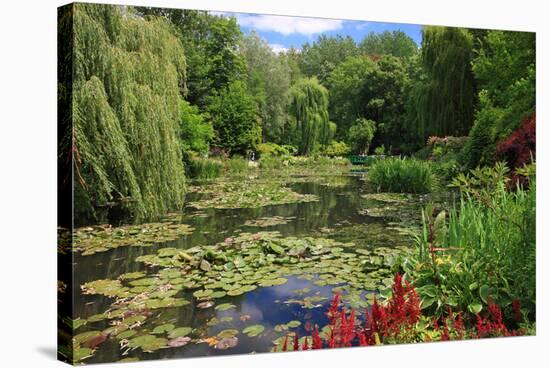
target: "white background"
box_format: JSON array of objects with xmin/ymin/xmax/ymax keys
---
[{"xmin": 0, "ymin": 0, "xmax": 547, "ymax": 367}]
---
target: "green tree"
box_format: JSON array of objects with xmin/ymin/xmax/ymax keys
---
[
  {"xmin": 240, "ymin": 32, "xmax": 291, "ymax": 143},
  {"xmin": 207, "ymin": 81, "xmax": 261, "ymax": 154},
  {"xmin": 359, "ymin": 30, "xmax": 418, "ymax": 59},
  {"xmin": 287, "ymin": 78, "xmax": 330, "ymax": 155},
  {"xmin": 179, "ymin": 100, "xmax": 213, "ymax": 155},
  {"xmin": 462, "ymin": 30, "xmax": 535, "ymax": 168},
  {"xmin": 300, "ymin": 35, "xmax": 358, "ymax": 85},
  {"xmin": 327, "ymin": 55, "xmax": 409, "ymax": 148},
  {"xmin": 70, "ymin": 3, "xmax": 187, "ymax": 223},
  {"xmin": 348, "ymin": 118, "xmax": 377, "ymax": 154},
  {"xmin": 282, "ymin": 47, "xmax": 305, "ymax": 84},
  {"xmin": 407, "ymin": 26, "xmax": 475, "ymax": 141},
  {"xmin": 137, "ymin": 8, "xmax": 246, "ymax": 109}
]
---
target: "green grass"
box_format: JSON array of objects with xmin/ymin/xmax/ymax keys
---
[
  {"xmin": 368, "ymin": 157, "xmax": 438, "ymax": 193},
  {"xmin": 226, "ymin": 156, "xmax": 250, "ymax": 175},
  {"xmin": 187, "ymin": 158, "xmax": 222, "ymax": 179}
]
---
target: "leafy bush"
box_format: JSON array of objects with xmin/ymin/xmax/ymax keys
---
[
  {"xmin": 179, "ymin": 100, "xmax": 214, "ymax": 155},
  {"xmin": 368, "ymin": 157, "xmax": 438, "ymax": 193},
  {"xmin": 186, "ymin": 157, "xmax": 222, "ymax": 179},
  {"xmin": 461, "ymin": 93, "xmax": 500, "ymax": 169},
  {"xmin": 495, "ymin": 111, "xmax": 535, "ymax": 171},
  {"xmin": 323, "ymin": 141, "xmax": 351, "ymax": 157},
  {"xmin": 432, "ymin": 157, "xmax": 461, "ymax": 183},
  {"xmin": 403, "ymin": 163, "xmax": 536, "ymax": 319},
  {"xmin": 207, "ymin": 80, "xmax": 262, "ymax": 155},
  {"xmin": 374, "ymin": 145, "xmax": 386, "ymax": 156},
  {"xmin": 348, "ymin": 118, "xmax": 376, "ymax": 154},
  {"xmin": 257, "ymin": 142, "xmax": 290, "ymax": 157}
]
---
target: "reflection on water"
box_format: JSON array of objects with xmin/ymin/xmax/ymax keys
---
[{"xmin": 73, "ymin": 174, "xmax": 422, "ymax": 363}]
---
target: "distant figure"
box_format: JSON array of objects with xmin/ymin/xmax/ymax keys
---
[{"xmin": 249, "ymin": 151, "xmax": 255, "ymax": 162}]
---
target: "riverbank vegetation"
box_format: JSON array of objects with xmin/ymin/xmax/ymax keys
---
[
  {"xmin": 65, "ymin": 3, "xmax": 535, "ymax": 224},
  {"xmin": 60, "ymin": 2, "xmax": 536, "ymax": 364}
]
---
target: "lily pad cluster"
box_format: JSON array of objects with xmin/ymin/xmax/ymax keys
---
[
  {"xmin": 73, "ymin": 221, "xmax": 194, "ymax": 255},
  {"xmin": 243, "ymin": 216, "xmax": 296, "ymax": 228},
  {"xmin": 75, "ymin": 229, "xmax": 412, "ymax": 361},
  {"xmin": 188, "ymin": 180, "xmax": 318, "ymax": 210}
]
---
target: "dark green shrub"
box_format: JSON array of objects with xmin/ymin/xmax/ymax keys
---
[
  {"xmin": 257, "ymin": 142, "xmax": 290, "ymax": 157},
  {"xmin": 323, "ymin": 141, "xmax": 351, "ymax": 157},
  {"xmin": 368, "ymin": 157, "xmax": 438, "ymax": 193}
]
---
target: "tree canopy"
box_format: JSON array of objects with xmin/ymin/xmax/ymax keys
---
[
  {"xmin": 70, "ymin": 3, "xmax": 187, "ymax": 223},
  {"xmin": 408, "ymin": 26, "xmax": 475, "ymax": 141},
  {"xmin": 359, "ymin": 30, "xmax": 418, "ymax": 59},
  {"xmin": 240, "ymin": 32, "xmax": 291, "ymax": 143},
  {"xmin": 287, "ymin": 78, "xmax": 330, "ymax": 155},
  {"xmin": 207, "ymin": 81, "xmax": 261, "ymax": 155}
]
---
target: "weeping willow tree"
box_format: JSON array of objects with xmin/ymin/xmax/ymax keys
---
[
  {"xmin": 69, "ymin": 3, "xmax": 187, "ymax": 223},
  {"xmin": 409, "ymin": 26, "xmax": 475, "ymax": 141},
  {"xmin": 288, "ymin": 78, "xmax": 330, "ymax": 155}
]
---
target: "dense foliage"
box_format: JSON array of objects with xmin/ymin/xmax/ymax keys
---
[
  {"xmin": 287, "ymin": 78, "xmax": 331, "ymax": 155},
  {"xmin": 359, "ymin": 30, "xmax": 418, "ymax": 59},
  {"xmin": 71, "ymin": 4, "xmax": 187, "ymax": 223},
  {"xmin": 207, "ymin": 81, "xmax": 261, "ymax": 154},
  {"xmin": 462, "ymin": 31, "xmax": 535, "ymax": 169},
  {"xmin": 241, "ymin": 32, "xmax": 291, "ymax": 143},
  {"xmin": 407, "ymin": 27, "xmax": 475, "ymax": 142},
  {"xmin": 68, "ymin": 3, "xmax": 536, "ymax": 233},
  {"xmin": 347, "ymin": 118, "xmax": 376, "ymax": 155},
  {"xmin": 368, "ymin": 157, "xmax": 438, "ymax": 193},
  {"xmin": 327, "ymin": 55, "xmax": 409, "ymax": 148},
  {"xmin": 404, "ymin": 163, "xmax": 535, "ymax": 319}
]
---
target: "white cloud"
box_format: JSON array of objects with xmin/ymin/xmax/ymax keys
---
[
  {"xmin": 354, "ymin": 21, "xmax": 370, "ymax": 31},
  {"xmin": 234, "ymin": 14, "xmax": 344, "ymax": 36},
  {"xmin": 269, "ymin": 43, "xmax": 289, "ymax": 54}
]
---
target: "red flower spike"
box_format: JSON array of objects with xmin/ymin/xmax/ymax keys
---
[{"xmin": 282, "ymin": 335, "xmax": 288, "ymax": 352}]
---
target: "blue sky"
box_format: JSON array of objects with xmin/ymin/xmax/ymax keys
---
[{"xmin": 211, "ymin": 12, "xmax": 422, "ymax": 53}]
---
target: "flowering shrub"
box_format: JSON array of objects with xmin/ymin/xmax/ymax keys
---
[
  {"xmin": 495, "ymin": 111, "xmax": 535, "ymax": 186},
  {"xmin": 495, "ymin": 111, "xmax": 535, "ymax": 170},
  {"xmin": 272, "ymin": 273, "xmax": 528, "ymax": 352}
]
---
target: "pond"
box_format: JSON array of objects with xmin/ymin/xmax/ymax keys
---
[{"xmin": 68, "ymin": 170, "xmax": 439, "ymax": 364}]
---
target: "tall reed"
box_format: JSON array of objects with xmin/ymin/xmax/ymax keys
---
[{"xmin": 368, "ymin": 157, "xmax": 438, "ymax": 193}]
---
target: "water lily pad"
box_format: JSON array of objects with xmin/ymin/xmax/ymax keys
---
[
  {"xmin": 86, "ymin": 313, "xmax": 107, "ymax": 323},
  {"xmin": 217, "ymin": 329, "xmax": 239, "ymax": 338},
  {"xmin": 124, "ymin": 315, "xmax": 147, "ymax": 326},
  {"xmin": 193, "ymin": 289, "xmax": 213, "ymax": 299},
  {"xmin": 286, "ymin": 320, "xmax": 301, "ymax": 328},
  {"xmin": 74, "ymin": 331, "xmax": 102, "ymax": 345},
  {"xmin": 227, "ymin": 288, "xmax": 245, "ymax": 296},
  {"xmin": 119, "ymin": 272, "xmax": 146, "ymax": 280},
  {"xmin": 117, "ymin": 330, "xmax": 137, "ymax": 340},
  {"xmin": 215, "ymin": 303, "xmax": 236, "ymax": 311},
  {"xmin": 209, "ymin": 290, "xmax": 227, "ymax": 299},
  {"xmin": 259, "ymin": 277, "xmax": 288, "ymax": 287},
  {"xmin": 152, "ymin": 324, "xmax": 175, "ymax": 335},
  {"xmin": 72, "ymin": 319, "xmax": 87, "ymax": 330},
  {"xmin": 215, "ymin": 336, "xmax": 238, "ymax": 350},
  {"xmin": 128, "ymin": 335, "xmax": 167, "ymax": 352},
  {"xmin": 242, "ymin": 324, "xmax": 265, "ymax": 337},
  {"xmin": 168, "ymin": 327, "xmax": 192, "ymax": 339},
  {"xmin": 81, "ymin": 279, "xmax": 130, "ymax": 298}
]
